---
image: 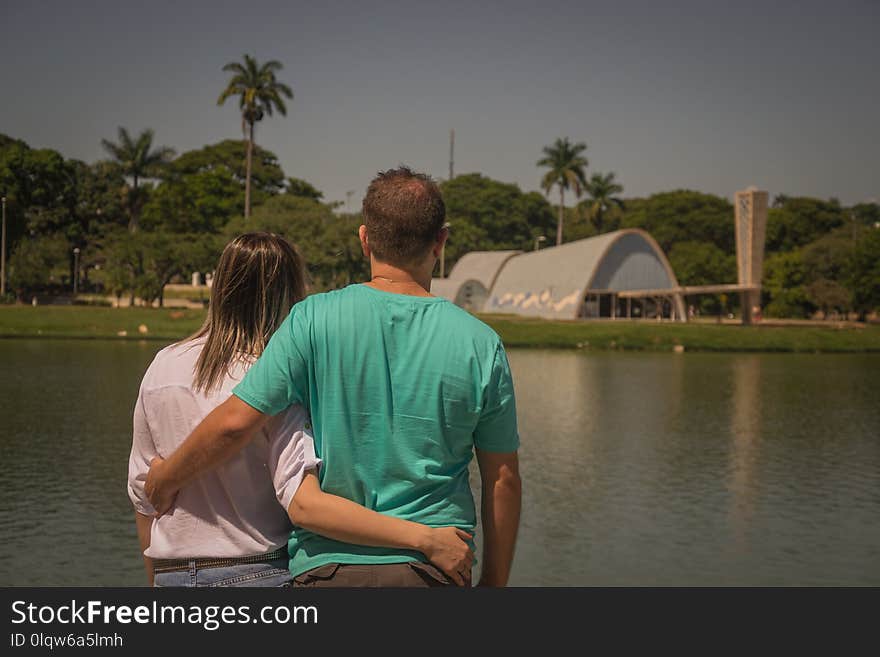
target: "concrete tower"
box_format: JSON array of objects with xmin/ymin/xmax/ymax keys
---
[{"xmin": 734, "ymin": 187, "xmax": 768, "ymax": 324}]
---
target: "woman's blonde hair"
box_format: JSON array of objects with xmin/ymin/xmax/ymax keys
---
[{"xmin": 190, "ymin": 232, "xmax": 307, "ymax": 393}]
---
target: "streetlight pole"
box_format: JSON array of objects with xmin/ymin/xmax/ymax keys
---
[
  {"xmin": 1, "ymin": 196, "xmax": 6, "ymax": 297},
  {"xmin": 439, "ymin": 221, "xmax": 450, "ymax": 279},
  {"xmin": 73, "ymin": 247, "xmax": 80, "ymax": 296},
  {"xmin": 534, "ymin": 235, "xmax": 546, "ymax": 251}
]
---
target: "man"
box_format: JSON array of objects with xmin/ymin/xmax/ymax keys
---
[{"xmin": 146, "ymin": 166, "xmax": 521, "ymax": 587}]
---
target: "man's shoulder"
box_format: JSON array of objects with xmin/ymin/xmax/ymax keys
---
[
  {"xmin": 296, "ymin": 285, "xmax": 361, "ymax": 312},
  {"xmin": 437, "ymin": 302, "xmax": 503, "ymax": 345}
]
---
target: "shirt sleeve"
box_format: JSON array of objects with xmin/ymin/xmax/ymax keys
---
[
  {"xmin": 233, "ymin": 303, "xmax": 310, "ymax": 416},
  {"xmin": 266, "ymin": 404, "xmax": 322, "ymax": 512},
  {"xmin": 473, "ymin": 342, "xmax": 520, "ymax": 453},
  {"xmin": 127, "ymin": 382, "xmax": 158, "ymax": 516}
]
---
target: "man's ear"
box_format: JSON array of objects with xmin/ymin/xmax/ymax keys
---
[
  {"xmin": 432, "ymin": 224, "xmax": 449, "ymax": 259},
  {"xmin": 358, "ymin": 225, "xmax": 370, "ymax": 258}
]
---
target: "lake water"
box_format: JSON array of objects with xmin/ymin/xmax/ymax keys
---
[{"xmin": 0, "ymin": 340, "xmax": 878, "ymax": 586}]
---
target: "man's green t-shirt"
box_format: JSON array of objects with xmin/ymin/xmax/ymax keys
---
[{"xmin": 232, "ymin": 283, "xmax": 519, "ymax": 576}]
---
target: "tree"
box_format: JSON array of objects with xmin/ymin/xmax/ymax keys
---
[
  {"xmin": 142, "ymin": 168, "xmax": 242, "ymax": 234},
  {"xmin": 851, "ymin": 202, "xmax": 880, "ymax": 227},
  {"xmin": 286, "ymin": 177, "xmax": 323, "ymax": 201},
  {"xmin": 772, "ymin": 194, "xmax": 790, "ymax": 208},
  {"xmin": 440, "ymin": 173, "xmax": 556, "ymax": 271},
  {"xmin": 218, "ymin": 54, "xmax": 293, "ymax": 219},
  {"xmin": 7, "ymin": 233, "xmax": 69, "ymax": 299},
  {"xmin": 141, "ymin": 140, "xmax": 289, "ymax": 234},
  {"xmin": 762, "ymin": 250, "xmax": 812, "ymax": 318},
  {"xmin": 99, "ymin": 228, "xmax": 217, "ymax": 306},
  {"xmin": 583, "ymin": 172, "xmax": 624, "ymax": 234},
  {"xmin": 100, "ymin": 128, "xmax": 175, "ymax": 232},
  {"xmin": 73, "ymin": 160, "xmax": 127, "ymax": 237},
  {"xmin": 621, "ymin": 191, "xmax": 734, "ymax": 254},
  {"xmin": 805, "ymin": 278, "xmax": 851, "ymax": 317},
  {"xmin": 170, "ymin": 139, "xmax": 285, "ymax": 197},
  {"xmin": 135, "ymin": 231, "xmax": 215, "ymax": 306},
  {"xmin": 847, "ymin": 228, "xmax": 880, "ymax": 320},
  {"xmin": 537, "ymin": 138, "xmax": 588, "ymax": 246},
  {"xmin": 667, "ymin": 241, "xmax": 736, "ymax": 315},
  {"xmin": 99, "ymin": 229, "xmax": 140, "ymax": 304},
  {"xmin": 765, "ymin": 197, "xmax": 845, "ymax": 252},
  {"xmin": 802, "ymin": 230, "xmax": 857, "ymax": 285},
  {"xmin": 225, "ymin": 195, "xmax": 368, "ymax": 291},
  {"xmin": 0, "ymin": 137, "xmax": 78, "ymax": 250},
  {"xmin": 668, "ymin": 241, "xmax": 736, "ymax": 287}
]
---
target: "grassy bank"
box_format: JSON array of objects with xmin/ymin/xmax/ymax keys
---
[
  {"xmin": 480, "ymin": 315, "xmax": 880, "ymax": 352},
  {"xmin": 0, "ymin": 306, "xmax": 205, "ymax": 340},
  {"xmin": 2, "ymin": 305, "xmax": 880, "ymax": 352}
]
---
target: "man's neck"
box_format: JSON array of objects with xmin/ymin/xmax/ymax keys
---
[{"xmin": 366, "ymin": 261, "xmax": 434, "ymax": 297}]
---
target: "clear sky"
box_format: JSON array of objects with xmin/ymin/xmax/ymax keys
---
[{"xmin": 2, "ymin": 0, "xmax": 878, "ymax": 206}]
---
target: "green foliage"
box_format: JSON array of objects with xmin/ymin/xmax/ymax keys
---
[
  {"xmin": 440, "ymin": 174, "xmax": 556, "ymax": 271},
  {"xmin": 805, "ymin": 278, "xmax": 851, "ymax": 315},
  {"xmin": 218, "ymin": 55, "xmax": 294, "ymax": 217},
  {"xmin": 141, "ymin": 140, "xmax": 287, "ymax": 234},
  {"xmin": 100, "ymin": 127, "xmax": 174, "ymax": 232},
  {"xmin": 847, "ymin": 228, "xmax": 880, "ymax": 318},
  {"xmin": 621, "ymin": 191, "xmax": 734, "ymax": 254},
  {"xmin": 286, "ymin": 177, "xmax": 323, "ymax": 201},
  {"xmin": 765, "ymin": 197, "xmax": 845, "ymax": 252},
  {"xmin": 668, "ymin": 241, "xmax": 736, "ymax": 315},
  {"xmin": 217, "ymin": 55, "xmax": 293, "ymax": 123},
  {"xmin": 582, "ymin": 171, "xmax": 624, "ymax": 234},
  {"xmin": 100, "ymin": 228, "xmax": 218, "ymax": 305},
  {"xmin": 537, "ymin": 137, "xmax": 589, "ymax": 245},
  {"xmin": 0, "ymin": 137, "xmax": 79, "ymax": 250},
  {"xmin": 100, "ymin": 128, "xmax": 175, "ymax": 184},
  {"xmin": 537, "ymin": 138, "xmax": 588, "ymax": 197},
  {"xmin": 762, "ymin": 250, "xmax": 812, "ymax": 318},
  {"xmin": 142, "ymin": 168, "xmax": 242, "ymax": 233},
  {"xmin": 8, "ymin": 233, "xmax": 70, "ymax": 296},
  {"xmin": 72, "ymin": 160, "xmax": 128, "ymax": 235},
  {"xmin": 170, "ymin": 139, "xmax": 286, "ymax": 198},
  {"xmin": 1, "ymin": 123, "xmax": 875, "ymax": 322},
  {"xmin": 667, "ymin": 241, "xmax": 736, "ymax": 285},
  {"xmin": 224, "ymin": 195, "xmax": 368, "ymax": 291},
  {"xmin": 802, "ymin": 230, "xmax": 856, "ymax": 285},
  {"xmin": 851, "ymin": 202, "xmax": 880, "ymax": 227}
]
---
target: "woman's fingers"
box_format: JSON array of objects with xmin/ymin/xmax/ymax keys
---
[{"xmin": 455, "ymin": 529, "xmax": 473, "ymax": 542}]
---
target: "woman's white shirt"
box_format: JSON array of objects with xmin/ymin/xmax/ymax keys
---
[{"xmin": 127, "ymin": 338, "xmax": 319, "ymax": 559}]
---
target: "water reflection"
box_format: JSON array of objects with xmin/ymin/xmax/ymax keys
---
[
  {"xmin": 504, "ymin": 350, "xmax": 880, "ymax": 586},
  {"xmin": 728, "ymin": 355, "xmax": 762, "ymax": 556},
  {"xmin": 0, "ymin": 341, "xmax": 878, "ymax": 585}
]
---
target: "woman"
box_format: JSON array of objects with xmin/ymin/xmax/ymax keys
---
[{"xmin": 127, "ymin": 233, "xmax": 472, "ymax": 587}]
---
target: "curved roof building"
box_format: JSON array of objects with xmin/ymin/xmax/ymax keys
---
[
  {"xmin": 433, "ymin": 229, "xmax": 685, "ymax": 320},
  {"xmin": 431, "ymin": 249, "xmax": 521, "ymax": 312},
  {"xmin": 445, "ymin": 250, "xmax": 521, "ymax": 291}
]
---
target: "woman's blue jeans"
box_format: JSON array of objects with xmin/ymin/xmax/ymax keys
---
[{"xmin": 153, "ymin": 556, "xmax": 291, "ymax": 587}]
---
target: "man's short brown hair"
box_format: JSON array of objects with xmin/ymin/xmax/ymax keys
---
[{"xmin": 362, "ymin": 166, "xmax": 446, "ymax": 266}]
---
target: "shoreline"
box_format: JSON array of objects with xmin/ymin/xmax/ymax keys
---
[{"xmin": 2, "ymin": 306, "xmax": 880, "ymax": 353}]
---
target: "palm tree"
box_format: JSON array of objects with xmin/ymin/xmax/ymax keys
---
[
  {"xmin": 584, "ymin": 172, "xmax": 625, "ymax": 234},
  {"xmin": 218, "ymin": 54, "xmax": 293, "ymax": 218},
  {"xmin": 538, "ymin": 138, "xmax": 588, "ymax": 245},
  {"xmin": 772, "ymin": 194, "xmax": 790, "ymax": 208},
  {"xmin": 101, "ymin": 127, "xmax": 175, "ymax": 232}
]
